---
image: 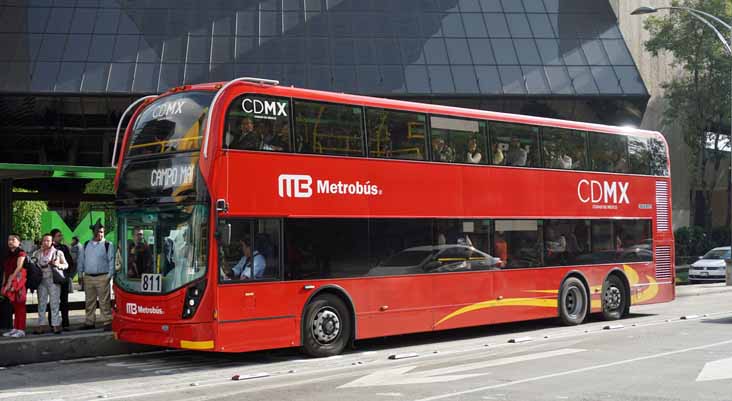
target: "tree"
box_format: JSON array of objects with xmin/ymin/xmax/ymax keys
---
[
  {"xmin": 642, "ymin": 0, "xmax": 732, "ymax": 230},
  {"xmin": 12, "ymin": 188, "xmax": 48, "ymax": 242},
  {"xmin": 77, "ymin": 178, "xmax": 116, "ymax": 233}
]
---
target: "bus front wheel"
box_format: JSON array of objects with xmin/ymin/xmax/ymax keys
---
[
  {"xmin": 559, "ymin": 277, "xmax": 588, "ymax": 325},
  {"xmin": 601, "ymin": 275, "xmax": 628, "ymax": 321},
  {"xmin": 302, "ymin": 294, "xmax": 351, "ymax": 357}
]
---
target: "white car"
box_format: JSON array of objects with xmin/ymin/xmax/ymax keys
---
[{"xmin": 688, "ymin": 246, "xmax": 730, "ymax": 284}]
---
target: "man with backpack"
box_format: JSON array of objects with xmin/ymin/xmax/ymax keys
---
[{"xmin": 77, "ymin": 220, "xmax": 115, "ymax": 331}]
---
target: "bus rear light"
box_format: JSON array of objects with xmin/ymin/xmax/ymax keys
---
[{"xmin": 182, "ymin": 280, "xmax": 206, "ymax": 319}]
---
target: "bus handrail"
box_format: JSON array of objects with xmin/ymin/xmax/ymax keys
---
[
  {"xmin": 203, "ymin": 77, "xmax": 280, "ymax": 159},
  {"xmin": 111, "ymin": 94, "xmax": 158, "ymax": 168}
]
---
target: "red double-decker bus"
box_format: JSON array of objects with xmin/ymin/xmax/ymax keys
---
[{"xmin": 112, "ymin": 77, "xmax": 673, "ymax": 357}]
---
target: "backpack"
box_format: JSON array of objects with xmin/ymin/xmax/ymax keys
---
[{"xmin": 23, "ymin": 254, "xmax": 43, "ymax": 291}]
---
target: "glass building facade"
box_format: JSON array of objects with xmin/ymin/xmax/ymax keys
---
[{"xmin": 0, "ymin": 0, "xmax": 648, "ymax": 168}]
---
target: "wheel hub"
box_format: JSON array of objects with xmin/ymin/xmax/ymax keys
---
[
  {"xmin": 564, "ymin": 287, "xmax": 584, "ymax": 319},
  {"xmin": 312, "ymin": 308, "xmax": 341, "ymax": 344},
  {"xmin": 604, "ymin": 286, "xmax": 622, "ymax": 310}
]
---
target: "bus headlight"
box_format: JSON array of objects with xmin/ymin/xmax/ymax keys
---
[{"xmin": 182, "ymin": 280, "xmax": 206, "ymax": 319}]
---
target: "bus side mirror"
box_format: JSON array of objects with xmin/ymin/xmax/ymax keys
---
[
  {"xmin": 216, "ymin": 223, "xmax": 231, "ymax": 246},
  {"xmin": 216, "ymin": 199, "xmax": 228, "ymax": 213}
]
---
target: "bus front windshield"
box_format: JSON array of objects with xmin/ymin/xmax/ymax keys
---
[{"xmin": 116, "ymin": 205, "xmax": 208, "ymax": 294}]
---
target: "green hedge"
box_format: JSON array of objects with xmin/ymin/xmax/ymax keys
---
[{"xmin": 675, "ymin": 226, "xmax": 731, "ymax": 260}]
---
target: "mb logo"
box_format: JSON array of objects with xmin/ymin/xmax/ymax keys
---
[
  {"xmin": 278, "ymin": 174, "xmax": 313, "ymax": 198},
  {"xmin": 126, "ymin": 303, "xmax": 138, "ymax": 315}
]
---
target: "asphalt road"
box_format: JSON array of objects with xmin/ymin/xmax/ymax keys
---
[{"xmin": 2, "ymin": 284, "xmax": 732, "ymax": 401}]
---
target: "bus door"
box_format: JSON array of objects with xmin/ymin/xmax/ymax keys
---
[{"xmin": 215, "ymin": 218, "xmax": 296, "ymax": 350}]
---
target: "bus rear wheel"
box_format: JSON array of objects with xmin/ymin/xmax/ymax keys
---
[
  {"xmin": 559, "ymin": 277, "xmax": 588, "ymax": 325},
  {"xmin": 602, "ymin": 275, "xmax": 628, "ymax": 321},
  {"xmin": 302, "ymin": 294, "xmax": 351, "ymax": 357}
]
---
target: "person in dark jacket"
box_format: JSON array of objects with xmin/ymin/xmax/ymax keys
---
[{"xmin": 50, "ymin": 229, "xmax": 74, "ymax": 330}]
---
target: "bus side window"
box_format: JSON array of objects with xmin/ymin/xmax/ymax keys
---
[
  {"xmin": 489, "ymin": 122, "xmax": 539, "ymax": 167},
  {"xmin": 589, "ymin": 132, "xmax": 628, "ymax": 173},
  {"xmin": 648, "ymin": 137, "xmax": 669, "ymax": 176},
  {"xmin": 294, "ymin": 100, "xmax": 364, "ymax": 157},
  {"xmin": 628, "ymin": 136, "xmax": 651, "ymax": 175},
  {"xmin": 219, "ymin": 219, "xmax": 280, "ymax": 282},
  {"xmin": 541, "ymin": 128, "xmax": 587, "ymax": 170},
  {"xmin": 224, "ymin": 95, "xmax": 291, "ymax": 152},
  {"xmin": 366, "ymin": 108, "xmax": 427, "ymax": 161},
  {"xmin": 429, "ymin": 116, "xmax": 488, "ymax": 165},
  {"xmin": 494, "ymin": 220, "xmax": 541, "ymax": 268}
]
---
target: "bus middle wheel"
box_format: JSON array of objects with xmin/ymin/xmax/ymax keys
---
[
  {"xmin": 602, "ymin": 274, "xmax": 628, "ymax": 321},
  {"xmin": 302, "ymin": 294, "xmax": 351, "ymax": 357},
  {"xmin": 559, "ymin": 277, "xmax": 588, "ymax": 325}
]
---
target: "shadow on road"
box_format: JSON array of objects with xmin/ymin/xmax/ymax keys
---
[{"xmin": 700, "ymin": 316, "xmax": 732, "ymax": 324}]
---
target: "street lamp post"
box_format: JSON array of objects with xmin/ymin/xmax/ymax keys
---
[{"xmin": 631, "ymin": 6, "xmax": 732, "ymax": 285}]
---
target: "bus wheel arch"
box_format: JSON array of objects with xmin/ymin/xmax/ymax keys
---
[
  {"xmin": 558, "ymin": 272, "xmax": 590, "ymax": 325},
  {"xmin": 602, "ymin": 269, "xmax": 631, "ymax": 320},
  {"xmin": 300, "ymin": 286, "xmax": 356, "ymax": 357}
]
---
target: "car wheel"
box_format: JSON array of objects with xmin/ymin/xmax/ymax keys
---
[
  {"xmin": 602, "ymin": 275, "xmax": 627, "ymax": 321},
  {"xmin": 302, "ymin": 294, "xmax": 351, "ymax": 358},
  {"xmin": 559, "ymin": 277, "xmax": 588, "ymax": 326}
]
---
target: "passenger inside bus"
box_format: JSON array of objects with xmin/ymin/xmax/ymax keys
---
[
  {"xmin": 432, "ymin": 137, "xmax": 455, "ymax": 162},
  {"xmin": 127, "ymin": 227, "xmax": 153, "ymax": 278},
  {"xmin": 466, "ymin": 138, "xmax": 482, "ymax": 164},
  {"xmin": 229, "ymin": 237, "xmax": 266, "ymax": 280},
  {"xmin": 506, "ymin": 136, "xmax": 528, "ymax": 166},
  {"xmin": 227, "ymin": 117, "xmax": 259, "ymax": 150},
  {"xmin": 492, "ymin": 142, "xmax": 505, "ymax": 164}
]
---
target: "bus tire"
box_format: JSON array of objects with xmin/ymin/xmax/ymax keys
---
[
  {"xmin": 602, "ymin": 275, "xmax": 627, "ymax": 321},
  {"xmin": 559, "ymin": 277, "xmax": 588, "ymax": 325},
  {"xmin": 302, "ymin": 294, "xmax": 351, "ymax": 358}
]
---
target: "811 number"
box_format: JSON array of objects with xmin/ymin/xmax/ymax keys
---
[{"xmin": 141, "ymin": 273, "xmax": 162, "ymax": 293}]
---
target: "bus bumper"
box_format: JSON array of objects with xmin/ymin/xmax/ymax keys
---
[{"xmin": 113, "ymin": 315, "xmax": 216, "ymax": 351}]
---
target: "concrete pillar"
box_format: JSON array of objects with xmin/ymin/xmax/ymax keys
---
[
  {"xmin": 726, "ymin": 259, "xmax": 732, "ymax": 286},
  {"xmin": 0, "ymin": 180, "xmax": 11, "ymax": 254}
]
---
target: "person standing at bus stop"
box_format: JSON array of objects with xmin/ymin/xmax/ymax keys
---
[
  {"xmin": 2, "ymin": 234, "xmax": 27, "ymax": 338},
  {"xmin": 78, "ymin": 221, "xmax": 115, "ymax": 331},
  {"xmin": 50, "ymin": 228, "xmax": 74, "ymax": 330}
]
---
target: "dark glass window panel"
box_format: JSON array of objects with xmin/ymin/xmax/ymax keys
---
[
  {"xmin": 285, "ymin": 219, "xmax": 370, "ymax": 280},
  {"xmin": 468, "ymin": 38, "xmax": 495, "ymax": 64},
  {"xmin": 628, "ymin": 136, "xmax": 650, "ymax": 175},
  {"xmin": 332, "ymin": 38, "xmax": 356, "ymax": 65},
  {"xmin": 234, "ymin": 36, "xmax": 256, "ymax": 62},
  {"xmin": 220, "ymin": 219, "xmax": 281, "ymax": 282},
  {"xmin": 211, "ymin": 36, "xmax": 233, "ymax": 63},
  {"xmin": 117, "ymin": 11, "xmax": 139, "ymax": 35},
  {"xmin": 62, "ymin": 34, "xmax": 91, "ymax": 61},
  {"xmin": 400, "ymin": 38, "xmax": 425, "ymax": 65},
  {"xmin": 428, "ymin": 66, "xmax": 455, "ymax": 93},
  {"xmin": 0, "ymin": 35, "xmax": 21, "ymax": 61},
  {"xmin": 212, "ymin": 14, "xmax": 234, "ymax": 36},
  {"xmin": 81, "ymin": 62, "xmax": 110, "ymax": 92},
  {"xmin": 107, "ymin": 62, "xmax": 134, "ymax": 92},
  {"xmin": 462, "ymin": 13, "xmax": 488, "ymax": 37},
  {"xmin": 590, "ymin": 220, "xmax": 615, "ymax": 263},
  {"xmin": 306, "ymin": 12, "xmax": 329, "ymax": 36},
  {"xmin": 93, "ymin": 9, "xmax": 120, "ymax": 34},
  {"xmin": 498, "ymin": 66, "xmax": 525, "ymax": 94},
  {"xmin": 294, "ymin": 99, "xmax": 363, "ymax": 157},
  {"xmin": 614, "ymin": 66, "xmax": 646, "ymax": 95},
  {"xmin": 505, "ymin": 13, "xmax": 531, "ymax": 38},
  {"xmin": 132, "ymin": 63, "xmax": 160, "ymax": 93},
  {"xmin": 375, "ymin": 39, "xmax": 402, "ymax": 64},
  {"xmin": 600, "ymin": 25, "xmax": 622, "ymax": 39},
  {"xmin": 591, "ymin": 66, "xmax": 621, "ymax": 94},
  {"xmin": 542, "ymin": 0, "xmax": 558, "ymax": 12},
  {"xmin": 258, "ymin": 63, "xmax": 283, "ymax": 82},
  {"xmin": 283, "ymin": 0, "xmax": 303, "ymax": 10},
  {"xmin": 614, "ymin": 220, "xmax": 652, "ymax": 263},
  {"xmin": 224, "ymin": 94, "xmax": 290, "ymax": 152},
  {"xmin": 186, "ymin": 36, "xmax": 210, "ymax": 63},
  {"xmin": 138, "ymin": 36, "xmax": 164, "ymax": 63},
  {"xmin": 305, "ymin": 0, "xmax": 323, "ymax": 11},
  {"xmin": 392, "ymin": 13, "xmax": 421, "ymax": 37},
  {"xmin": 283, "ymin": 11, "xmax": 304, "ymax": 32},
  {"xmin": 367, "ymin": 108, "xmax": 427, "ymax": 160},
  {"xmin": 45, "ymin": 7, "xmax": 73, "ymax": 33},
  {"xmin": 494, "ymin": 220, "xmax": 541, "ymax": 268},
  {"xmin": 575, "ymin": 15, "xmax": 598, "ymax": 38},
  {"xmin": 27, "ymin": 7, "xmax": 51, "ymax": 33},
  {"xmin": 53, "ymin": 0, "xmax": 75, "ymax": 6},
  {"xmin": 158, "ymin": 63, "xmax": 183, "ymax": 90},
  {"xmin": 500, "ymin": 0, "xmax": 524, "ymax": 12},
  {"xmin": 582, "ymin": 39, "xmax": 609, "ymax": 65},
  {"xmin": 281, "ymin": 38, "xmax": 306, "ymax": 63},
  {"xmin": 234, "ymin": 63, "xmax": 259, "ymax": 79},
  {"xmin": 183, "ymin": 64, "xmax": 209, "ymax": 85},
  {"xmin": 141, "ymin": 9, "xmax": 167, "ymax": 35},
  {"xmin": 357, "ymin": 65, "xmax": 380, "ymax": 92},
  {"xmin": 527, "ymin": 13, "xmax": 554, "ymax": 38},
  {"xmin": 479, "ymin": 0, "xmax": 502, "ymax": 12},
  {"xmin": 367, "ymin": 219, "xmax": 433, "ymax": 277},
  {"xmin": 284, "ymin": 63, "xmax": 307, "ymax": 88},
  {"xmin": 1, "ymin": 62, "xmax": 31, "ymax": 91},
  {"xmin": 522, "ymin": 0, "xmax": 545, "ymax": 12},
  {"xmin": 535, "ymin": 39, "xmax": 562, "ymax": 65},
  {"xmin": 70, "ymin": 8, "xmax": 96, "ymax": 34},
  {"xmin": 235, "ymin": 10, "xmax": 257, "ymax": 36},
  {"xmin": 649, "ymin": 137, "xmax": 669, "ymax": 176},
  {"xmin": 405, "ymin": 65, "xmax": 431, "ymax": 92},
  {"xmin": 484, "ymin": 13, "xmax": 509, "ymax": 37},
  {"xmin": 307, "ymin": 64, "xmax": 332, "ymax": 90},
  {"xmin": 589, "ymin": 132, "xmax": 628, "ymax": 173},
  {"xmin": 260, "ymin": 11, "xmax": 281, "ymax": 36},
  {"xmin": 445, "ymin": 38, "xmax": 472, "ymax": 64},
  {"xmin": 423, "ymin": 37, "xmax": 449, "ymax": 64},
  {"xmin": 329, "ymin": 12, "xmax": 354, "ymax": 36},
  {"xmin": 542, "ymin": 127, "xmax": 586, "ymax": 169},
  {"xmin": 544, "ymin": 66, "xmax": 574, "ymax": 94},
  {"xmin": 603, "ymin": 39, "xmax": 634, "ymax": 65},
  {"xmin": 547, "ymin": 13, "xmax": 560, "ymax": 37},
  {"xmin": 491, "ymin": 38, "xmax": 517, "ymax": 64},
  {"xmin": 441, "ymin": 13, "xmax": 465, "ymax": 37},
  {"xmin": 543, "ymin": 220, "xmax": 590, "ymax": 267},
  {"xmin": 37, "ymin": 35, "xmax": 66, "ymax": 61},
  {"xmin": 475, "ymin": 65, "xmax": 502, "ymax": 94},
  {"xmin": 567, "ymin": 66, "xmax": 598, "ymax": 94},
  {"xmin": 307, "ymin": 38, "xmax": 330, "ymax": 64},
  {"xmin": 458, "ymin": 0, "xmax": 482, "ymax": 12},
  {"xmin": 113, "ymin": 35, "xmax": 139, "ymax": 62},
  {"xmin": 490, "ymin": 121, "xmax": 538, "ymax": 166},
  {"xmin": 333, "ymin": 66, "xmax": 357, "ymax": 93},
  {"xmin": 562, "ymin": 39, "xmax": 587, "ymax": 65},
  {"xmin": 381, "ymin": 65, "xmax": 406, "ymax": 94},
  {"xmin": 514, "ymin": 38, "xmax": 541, "ymax": 64},
  {"xmin": 162, "ymin": 36, "xmax": 187, "ymax": 63},
  {"xmin": 451, "ymin": 65, "xmax": 479, "ymax": 93},
  {"xmin": 523, "ymin": 66, "xmax": 549, "ymax": 94},
  {"xmin": 431, "ymin": 116, "xmax": 487, "ymax": 163},
  {"xmin": 31, "ymin": 61, "xmax": 59, "ymax": 91},
  {"xmin": 55, "ymin": 62, "xmax": 83, "ymax": 92}
]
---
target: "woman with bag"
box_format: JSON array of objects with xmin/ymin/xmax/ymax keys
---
[
  {"xmin": 2, "ymin": 234, "xmax": 28, "ymax": 338},
  {"xmin": 32, "ymin": 233, "xmax": 68, "ymax": 334}
]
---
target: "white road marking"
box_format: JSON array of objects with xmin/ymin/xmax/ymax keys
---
[
  {"xmin": 696, "ymin": 356, "xmax": 732, "ymax": 381},
  {"xmin": 0, "ymin": 391, "xmax": 55, "ymax": 399},
  {"xmin": 413, "ymin": 338, "xmax": 732, "ymax": 401},
  {"xmin": 376, "ymin": 393, "xmax": 404, "ymax": 397},
  {"xmin": 339, "ymin": 348, "xmax": 585, "ymax": 388}
]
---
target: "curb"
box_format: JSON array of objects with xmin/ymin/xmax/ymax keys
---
[{"xmin": 676, "ymin": 285, "xmax": 732, "ymax": 298}]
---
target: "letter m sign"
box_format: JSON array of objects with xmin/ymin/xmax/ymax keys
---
[{"xmin": 278, "ymin": 174, "xmax": 313, "ymax": 198}]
